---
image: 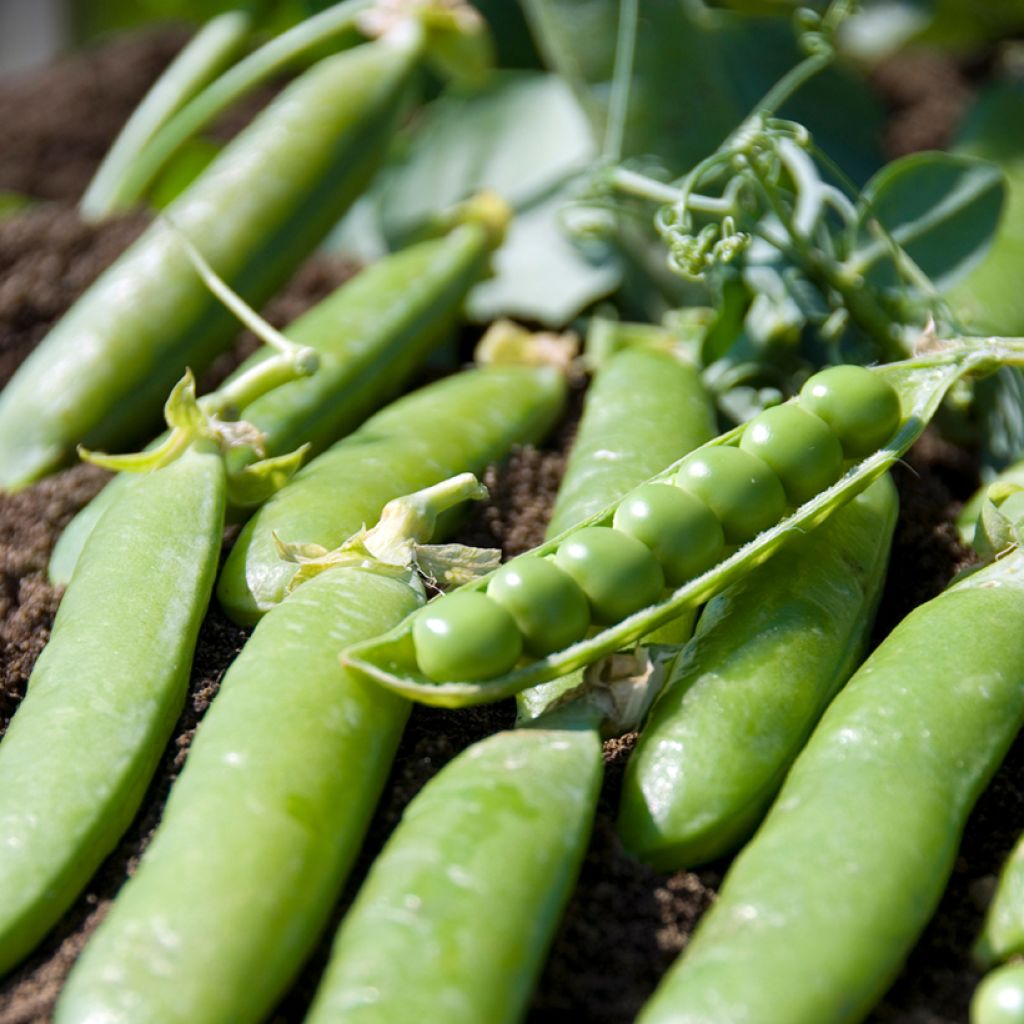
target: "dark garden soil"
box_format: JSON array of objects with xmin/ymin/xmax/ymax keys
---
[{"xmin": 0, "ymin": 26, "xmax": 1021, "ymax": 1024}]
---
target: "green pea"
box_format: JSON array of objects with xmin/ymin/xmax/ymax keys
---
[
  {"xmin": 739, "ymin": 404, "xmax": 844, "ymax": 506},
  {"xmin": 973, "ymin": 965, "xmax": 1024, "ymax": 1024},
  {"xmin": 799, "ymin": 365, "xmax": 901, "ymax": 458},
  {"xmin": 612, "ymin": 484, "xmax": 724, "ymax": 585},
  {"xmin": 675, "ymin": 446, "xmax": 786, "ymax": 544},
  {"xmin": 554, "ymin": 526, "xmax": 664, "ymax": 625},
  {"xmin": 486, "ymin": 557, "xmax": 590, "ymax": 657},
  {"xmin": 414, "ymin": 592, "xmax": 522, "ymax": 683}
]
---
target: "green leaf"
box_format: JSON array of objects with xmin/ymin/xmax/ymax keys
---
[
  {"xmin": 466, "ymin": 181, "xmax": 622, "ymax": 326},
  {"xmin": 851, "ymin": 151, "xmax": 1007, "ymax": 293},
  {"xmin": 520, "ymin": 0, "xmax": 883, "ymax": 182},
  {"xmin": 377, "ymin": 71, "xmax": 596, "ymax": 243},
  {"xmin": 331, "ymin": 71, "xmax": 620, "ymax": 325},
  {"xmin": 947, "ymin": 85, "xmax": 1024, "ymax": 336}
]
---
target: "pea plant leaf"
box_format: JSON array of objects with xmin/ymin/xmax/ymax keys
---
[
  {"xmin": 329, "ymin": 71, "xmax": 622, "ymax": 326},
  {"xmin": 947, "ymin": 84, "xmax": 1024, "ymax": 337},
  {"xmin": 848, "ymin": 151, "xmax": 1007, "ymax": 294},
  {"xmin": 520, "ymin": 0, "xmax": 883, "ymax": 183}
]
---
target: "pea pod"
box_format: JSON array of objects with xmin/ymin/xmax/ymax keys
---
[
  {"xmin": 56, "ymin": 575, "xmax": 419, "ymax": 1024},
  {"xmin": 0, "ymin": 336, "xmax": 319, "ymax": 974},
  {"xmin": 48, "ymin": 209, "xmax": 504, "ymax": 585},
  {"xmin": 302, "ymin": 333, "xmax": 712, "ymax": 1022},
  {"xmin": 976, "ymin": 839, "xmax": 1024, "ymax": 974},
  {"xmin": 637, "ymin": 545, "xmax": 1024, "ymax": 1024},
  {"xmin": 304, "ymin": 715, "xmax": 603, "ymax": 1024},
  {"xmin": 343, "ymin": 337, "xmax": 1024, "ymax": 707},
  {"xmin": 0, "ymin": 15, "xmax": 443, "ymax": 490},
  {"xmin": 218, "ymin": 362, "xmax": 568, "ymax": 624},
  {"xmin": 618, "ymin": 472, "xmax": 897, "ymax": 869},
  {"xmin": 546, "ymin": 346, "xmax": 716, "ymax": 536},
  {"xmin": 0, "ymin": 444, "xmax": 224, "ymax": 975}
]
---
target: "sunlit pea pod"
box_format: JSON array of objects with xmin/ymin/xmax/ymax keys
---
[
  {"xmin": 302, "ymin": 716, "xmax": 603, "ymax": 1024},
  {"xmin": 48, "ymin": 211, "xmax": 504, "ymax": 587},
  {"xmin": 637, "ymin": 526, "xmax": 1024, "ymax": 1024},
  {"xmin": 55, "ymin": 569, "xmax": 422, "ymax": 1024},
  {"xmin": 617, "ymin": 472, "xmax": 898, "ymax": 869},
  {"xmin": 0, "ymin": 444, "xmax": 226, "ymax": 977},
  {"xmin": 343, "ymin": 339, "xmax": 1024, "ymax": 708}
]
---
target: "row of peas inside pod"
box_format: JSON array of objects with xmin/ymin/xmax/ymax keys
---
[{"xmin": 413, "ymin": 365, "xmax": 902, "ymax": 683}]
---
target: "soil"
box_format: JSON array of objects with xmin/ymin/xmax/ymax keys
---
[{"xmin": 0, "ymin": 24, "xmax": 1021, "ymax": 1024}]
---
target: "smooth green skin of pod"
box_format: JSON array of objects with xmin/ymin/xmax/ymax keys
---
[
  {"xmin": 55, "ymin": 568, "xmax": 420, "ymax": 1024},
  {"xmin": 638, "ymin": 549, "xmax": 1024, "ymax": 1024},
  {"xmin": 545, "ymin": 348, "xmax": 717, "ymax": 536},
  {"xmin": 218, "ymin": 365, "xmax": 567, "ymax": 625},
  {"xmin": 554, "ymin": 526, "xmax": 664, "ymax": 626},
  {"xmin": 304, "ymin": 724, "xmax": 603, "ymax": 1024},
  {"xmin": 739, "ymin": 404, "xmax": 844, "ymax": 507},
  {"xmin": 618, "ymin": 474, "xmax": 898, "ymax": 870},
  {"xmin": 413, "ymin": 591, "xmax": 523, "ymax": 683},
  {"xmin": 0, "ymin": 445, "xmax": 224, "ymax": 974},
  {"xmin": 47, "ymin": 221, "xmax": 493, "ymax": 586},
  {"xmin": 972, "ymin": 964, "xmax": 1024, "ymax": 1024},
  {"xmin": 799, "ymin": 365, "xmax": 901, "ymax": 459},
  {"xmin": 612, "ymin": 483, "xmax": 725, "ymax": 586},
  {"xmin": 487, "ymin": 557, "xmax": 591, "ymax": 657},
  {"xmin": 675, "ymin": 446, "xmax": 786, "ymax": 544},
  {"xmin": 0, "ymin": 35, "xmax": 418, "ymax": 491}
]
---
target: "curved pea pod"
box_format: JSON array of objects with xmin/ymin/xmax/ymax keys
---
[
  {"xmin": 48, "ymin": 214, "xmax": 502, "ymax": 586},
  {"xmin": 546, "ymin": 346, "xmax": 716, "ymax": 536},
  {"xmin": 618, "ymin": 473, "xmax": 898, "ymax": 869},
  {"xmin": 343, "ymin": 337, "xmax": 1024, "ymax": 707},
  {"xmin": 304, "ymin": 722, "xmax": 602, "ymax": 1024},
  {"xmin": 55, "ymin": 567, "xmax": 421, "ymax": 1024},
  {"xmin": 218, "ymin": 364, "xmax": 567, "ymax": 624},
  {"xmin": 0, "ymin": 30, "xmax": 420, "ymax": 490},
  {"xmin": 637, "ymin": 547, "xmax": 1024, "ymax": 1024},
  {"xmin": 0, "ymin": 444, "xmax": 224, "ymax": 975},
  {"xmin": 975, "ymin": 812, "xmax": 1024, "ymax": 968}
]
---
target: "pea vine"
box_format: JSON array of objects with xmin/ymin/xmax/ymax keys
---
[{"xmin": 579, "ymin": 0, "xmax": 1001, "ymax": 393}]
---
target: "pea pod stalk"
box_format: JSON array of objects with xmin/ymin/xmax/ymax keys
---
[
  {"xmin": 0, "ymin": 353, "xmax": 313, "ymax": 977},
  {"xmin": 0, "ymin": 2, "xmax": 490, "ymax": 490},
  {"xmin": 343, "ymin": 335, "xmax": 1024, "ymax": 707},
  {"xmin": 637, "ymin": 527, "xmax": 1024, "ymax": 1024},
  {"xmin": 618, "ymin": 472, "xmax": 898, "ymax": 869},
  {"xmin": 54, "ymin": 476, "xmax": 496, "ymax": 1024},
  {"xmin": 48, "ymin": 198, "xmax": 508, "ymax": 586}
]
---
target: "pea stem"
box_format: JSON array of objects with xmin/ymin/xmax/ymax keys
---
[
  {"xmin": 601, "ymin": 0, "xmax": 639, "ymax": 163},
  {"xmin": 165, "ymin": 215, "xmax": 319, "ymax": 370},
  {"xmin": 363, "ymin": 473, "xmax": 490, "ymax": 559}
]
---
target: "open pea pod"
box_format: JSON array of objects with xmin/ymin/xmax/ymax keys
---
[{"xmin": 343, "ymin": 336, "xmax": 1024, "ymax": 707}]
